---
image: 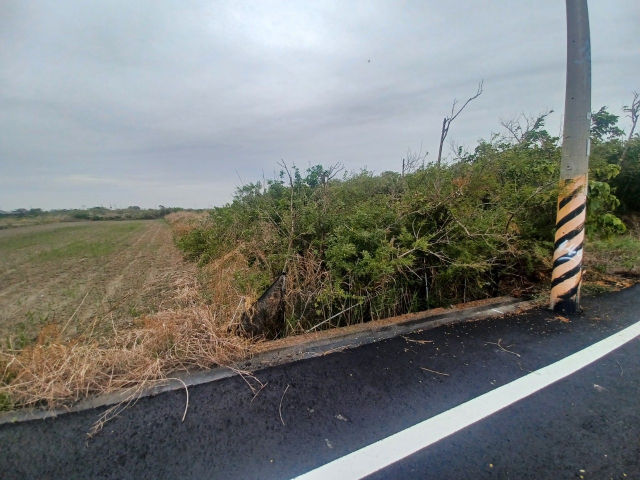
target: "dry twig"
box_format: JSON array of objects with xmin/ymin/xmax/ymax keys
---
[
  {"xmin": 279, "ymin": 384, "xmax": 290, "ymax": 426},
  {"xmin": 485, "ymin": 338, "xmax": 521, "ymax": 357},
  {"xmin": 166, "ymin": 377, "xmax": 189, "ymax": 422},
  {"xmin": 251, "ymin": 382, "xmax": 268, "ymax": 403},
  {"xmin": 227, "ymin": 366, "xmax": 265, "ymax": 396},
  {"xmin": 419, "ymin": 367, "xmax": 449, "ymax": 376},
  {"xmin": 402, "ymin": 335, "xmax": 434, "ymax": 345},
  {"xmin": 60, "ymin": 291, "xmax": 90, "ymax": 336}
]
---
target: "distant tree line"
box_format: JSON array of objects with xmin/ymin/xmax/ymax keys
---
[{"xmin": 0, "ymin": 206, "xmax": 189, "ymax": 223}]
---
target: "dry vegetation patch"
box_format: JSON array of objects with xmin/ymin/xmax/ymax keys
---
[
  {"xmin": 164, "ymin": 211, "xmax": 209, "ymax": 237},
  {"xmin": 0, "ymin": 220, "xmax": 252, "ymax": 416}
]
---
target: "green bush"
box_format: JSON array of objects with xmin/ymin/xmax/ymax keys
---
[{"xmin": 171, "ymin": 107, "xmax": 634, "ymax": 334}]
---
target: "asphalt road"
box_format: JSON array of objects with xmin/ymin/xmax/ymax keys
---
[{"xmin": 1, "ymin": 285, "xmax": 639, "ymax": 479}]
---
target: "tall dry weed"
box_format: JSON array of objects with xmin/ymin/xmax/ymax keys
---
[
  {"xmin": 164, "ymin": 211, "xmax": 209, "ymax": 237},
  {"xmin": 0, "ymin": 271, "xmax": 252, "ymax": 417},
  {"xmin": 201, "ymin": 247, "xmax": 263, "ymax": 329}
]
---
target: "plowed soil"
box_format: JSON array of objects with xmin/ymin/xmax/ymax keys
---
[{"xmin": 0, "ymin": 220, "xmax": 192, "ymax": 344}]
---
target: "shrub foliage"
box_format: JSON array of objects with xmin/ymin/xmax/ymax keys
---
[{"xmin": 171, "ymin": 107, "xmax": 637, "ymax": 336}]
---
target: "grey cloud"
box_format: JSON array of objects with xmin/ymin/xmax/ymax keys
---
[{"xmin": 1, "ymin": 0, "xmax": 639, "ymax": 210}]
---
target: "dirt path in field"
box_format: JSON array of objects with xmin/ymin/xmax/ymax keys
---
[{"xmin": 0, "ymin": 221, "xmax": 194, "ymax": 343}]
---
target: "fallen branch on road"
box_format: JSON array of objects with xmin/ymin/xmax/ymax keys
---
[
  {"xmin": 419, "ymin": 367, "xmax": 449, "ymax": 376},
  {"xmin": 279, "ymin": 384, "xmax": 290, "ymax": 426},
  {"xmin": 485, "ymin": 338, "xmax": 521, "ymax": 357},
  {"xmin": 402, "ymin": 336, "xmax": 434, "ymax": 345}
]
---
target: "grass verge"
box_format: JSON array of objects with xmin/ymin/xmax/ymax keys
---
[
  {"xmin": 0, "ymin": 221, "xmax": 253, "ymax": 432},
  {"xmin": 0, "ymin": 274, "xmax": 251, "ymax": 432}
]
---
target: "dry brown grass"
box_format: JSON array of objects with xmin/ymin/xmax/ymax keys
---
[
  {"xmin": 0, "ymin": 270, "xmax": 253, "ymax": 426},
  {"xmin": 164, "ymin": 211, "xmax": 209, "ymax": 237},
  {"xmin": 201, "ymin": 248, "xmax": 259, "ymax": 326}
]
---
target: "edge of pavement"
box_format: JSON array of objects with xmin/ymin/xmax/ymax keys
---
[{"xmin": 0, "ymin": 295, "xmax": 534, "ymax": 426}]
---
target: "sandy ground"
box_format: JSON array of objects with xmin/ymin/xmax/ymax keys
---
[{"xmin": 0, "ymin": 220, "xmax": 193, "ymax": 343}]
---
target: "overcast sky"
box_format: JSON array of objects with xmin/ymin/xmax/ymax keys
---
[{"xmin": 1, "ymin": 1, "xmax": 638, "ymax": 210}]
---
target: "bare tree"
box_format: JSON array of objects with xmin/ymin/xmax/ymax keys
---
[
  {"xmin": 401, "ymin": 144, "xmax": 428, "ymax": 177},
  {"xmin": 620, "ymin": 91, "xmax": 639, "ymax": 165},
  {"xmin": 437, "ymin": 80, "xmax": 483, "ymax": 166},
  {"xmin": 499, "ymin": 109, "xmax": 554, "ymax": 145},
  {"xmin": 449, "ymin": 138, "xmax": 471, "ymax": 162},
  {"xmin": 319, "ymin": 162, "xmax": 344, "ymax": 214}
]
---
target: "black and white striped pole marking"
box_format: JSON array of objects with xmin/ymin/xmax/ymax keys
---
[{"xmin": 550, "ymin": 0, "xmax": 591, "ymax": 314}]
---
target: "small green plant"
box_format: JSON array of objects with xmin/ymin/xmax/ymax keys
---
[
  {"xmin": 587, "ymin": 164, "xmax": 626, "ymax": 239},
  {"xmin": 581, "ymin": 283, "xmax": 614, "ymax": 296},
  {"xmin": 8, "ymin": 329, "xmax": 32, "ymax": 350},
  {"xmin": 0, "ymin": 393, "xmax": 13, "ymax": 412},
  {"xmin": 587, "ymin": 230, "xmax": 640, "ymax": 274}
]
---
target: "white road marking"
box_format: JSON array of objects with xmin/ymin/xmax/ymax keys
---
[{"xmin": 293, "ymin": 320, "xmax": 640, "ymax": 480}]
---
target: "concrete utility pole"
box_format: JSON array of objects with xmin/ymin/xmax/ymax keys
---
[{"xmin": 550, "ymin": 0, "xmax": 591, "ymax": 314}]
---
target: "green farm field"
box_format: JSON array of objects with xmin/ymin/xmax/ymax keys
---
[{"xmin": 0, "ymin": 220, "xmax": 193, "ymax": 347}]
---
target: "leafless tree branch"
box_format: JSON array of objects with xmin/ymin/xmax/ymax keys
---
[
  {"xmin": 620, "ymin": 91, "xmax": 639, "ymax": 165},
  {"xmin": 402, "ymin": 144, "xmax": 428, "ymax": 177},
  {"xmin": 449, "ymin": 138, "xmax": 471, "ymax": 162},
  {"xmin": 499, "ymin": 109, "xmax": 554, "ymax": 145},
  {"xmin": 437, "ymin": 80, "xmax": 483, "ymax": 166},
  {"xmin": 277, "ymin": 160, "xmax": 296, "ymax": 271}
]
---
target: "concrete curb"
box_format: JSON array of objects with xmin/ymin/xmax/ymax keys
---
[{"xmin": 0, "ymin": 296, "xmax": 534, "ymax": 425}]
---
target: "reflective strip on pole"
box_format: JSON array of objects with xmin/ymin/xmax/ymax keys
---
[
  {"xmin": 550, "ymin": 0, "xmax": 591, "ymax": 314},
  {"xmin": 551, "ymin": 175, "xmax": 587, "ymax": 312}
]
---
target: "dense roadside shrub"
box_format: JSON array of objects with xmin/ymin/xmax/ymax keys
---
[
  {"xmin": 170, "ymin": 108, "xmax": 635, "ymax": 337},
  {"xmin": 589, "ymin": 106, "xmax": 640, "ymax": 215}
]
